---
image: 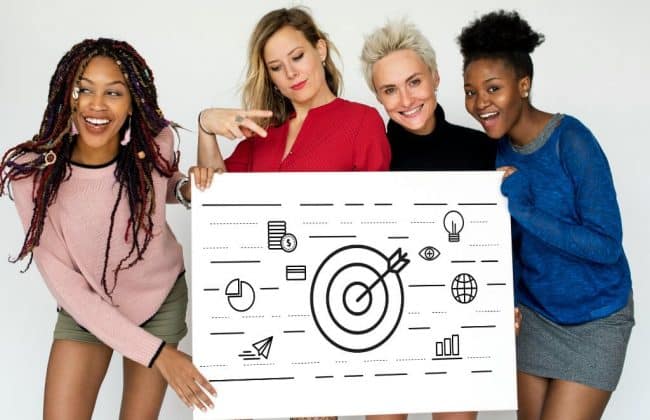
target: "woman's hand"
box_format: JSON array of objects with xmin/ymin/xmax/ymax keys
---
[
  {"xmin": 515, "ymin": 307, "xmax": 522, "ymax": 336},
  {"xmin": 498, "ymin": 165, "xmax": 517, "ymax": 179},
  {"xmin": 186, "ymin": 166, "xmax": 224, "ymax": 192},
  {"xmin": 199, "ymin": 108, "xmax": 273, "ymax": 140},
  {"xmin": 153, "ymin": 345, "xmax": 217, "ymax": 411}
]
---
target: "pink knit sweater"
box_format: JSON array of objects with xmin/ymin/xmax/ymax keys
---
[{"xmin": 12, "ymin": 126, "xmax": 185, "ymax": 367}]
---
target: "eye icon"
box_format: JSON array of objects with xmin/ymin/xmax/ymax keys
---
[{"xmin": 419, "ymin": 246, "xmax": 440, "ymax": 261}]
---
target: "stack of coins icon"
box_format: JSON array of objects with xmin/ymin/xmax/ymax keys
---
[{"xmin": 267, "ymin": 221, "xmax": 287, "ymax": 250}]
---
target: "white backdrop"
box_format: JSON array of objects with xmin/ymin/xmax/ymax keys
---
[{"xmin": 1, "ymin": 1, "xmax": 648, "ymax": 419}]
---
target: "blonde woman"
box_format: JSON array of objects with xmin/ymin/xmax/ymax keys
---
[{"xmin": 194, "ymin": 7, "xmax": 390, "ymax": 183}]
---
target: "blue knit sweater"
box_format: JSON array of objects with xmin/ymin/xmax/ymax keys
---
[{"xmin": 497, "ymin": 115, "xmax": 631, "ymax": 325}]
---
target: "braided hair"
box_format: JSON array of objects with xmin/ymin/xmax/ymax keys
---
[
  {"xmin": 457, "ymin": 10, "xmax": 545, "ymax": 80},
  {"xmin": 0, "ymin": 38, "xmax": 179, "ymax": 298}
]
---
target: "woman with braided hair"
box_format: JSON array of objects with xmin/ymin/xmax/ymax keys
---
[
  {"xmin": 459, "ymin": 11, "xmax": 634, "ymax": 419},
  {"xmin": 1, "ymin": 38, "xmax": 215, "ymax": 418}
]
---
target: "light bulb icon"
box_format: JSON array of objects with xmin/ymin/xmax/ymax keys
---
[{"xmin": 443, "ymin": 210, "xmax": 464, "ymax": 242}]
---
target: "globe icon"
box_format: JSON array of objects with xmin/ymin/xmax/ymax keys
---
[{"xmin": 451, "ymin": 273, "xmax": 478, "ymax": 304}]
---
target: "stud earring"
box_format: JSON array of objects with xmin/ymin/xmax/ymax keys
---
[
  {"xmin": 523, "ymin": 91, "xmax": 529, "ymax": 98},
  {"xmin": 120, "ymin": 115, "xmax": 131, "ymax": 146}
]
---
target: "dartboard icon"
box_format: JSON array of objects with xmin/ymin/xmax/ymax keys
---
[{"xmin": 310, "ymin": 245, "xmax": 409, "ymax": 352}]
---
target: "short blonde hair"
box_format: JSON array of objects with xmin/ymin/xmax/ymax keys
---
[
  {"xmin": 242, "ymin": 7, "xmax": 342, "ymax": 127},
  {"xmin": 361, "ymin": 19, "xmax": 437, "ymax": 93}
]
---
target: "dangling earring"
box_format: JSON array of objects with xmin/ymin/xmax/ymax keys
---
[
  {"xmin": 523, "ymin": 91, "xmax": 529, "ymax": 98},
  {"xmin": 71, "ymin": 87, "xmax": 80, "ymax": 136},
  {"xmin": 120, "ymin": 115, "xmax": 131, "ymax": 146}
]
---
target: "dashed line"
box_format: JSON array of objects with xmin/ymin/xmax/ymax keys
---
[
  {"xmin": 408, "ymin": 312, "xmax": 421, "ymax": 315},
  {"xmin": 475, "ymin": 310, "xmax": 501, "ymax": 313},
  {"xmin": 240, "ymin": 246, "xmax": 264, "ymax": 249},
  {"xmin": 360, "ymin": 221, "xmax": 398, "ymax": 225},
  {"xmin": 469, "ymin": 244, "xmax": 500, "ymax": 247},
  {"xmin": 291, "ymin": 361, "xmax": 320, "ymax": 365},
  {"xmin": 210, "ymin": 316, "xmax": 231, "ymax": 319},
  {"xmin": 242, "ymin": 315, "xmax": 264, "ymax": 318},
  {"xmin": 335, "ymin": 361, "xmax": 349, "ymax": 364},
  {"xmin": 200, "ymin": 364, "xmax": 228, "ymax": 368},
  {"xmin": 302, "ymin": 221, "xmax": 329, "ymax": 225},
  {"xmin": 469, "ymin": 220, "xmax": 488, "ymax": 224},
  {"xmin": 288, "ymin": 314, "xmax": 310, "ymax": 318},
  {"xmin": 467, "ymin": 356, "xmax": 492, "ymax": 359},
  {"xmin": 363, "ymin": 359, "xmax": 388, "ymax": 363},
  {"xmin": 431, "ymin": 311, "xmax": 448, "ymax": 314},
  {"xmin": 410, "ymin": 221, "xmax": 436, "ymax": 224},
  {"xmin": 396, "ymin": 358, "xmax": 427, "ymax": 362},
  {"xmin": 244, "ymin": 363, "xmax": 275, "ymax": 366},
  {"xmin": 203, "ymin": 246, "xmax": 229, "ymax": 250},
  {"xmin": 210, "ymin": 222, "xmax": 258, "ymax": 225}
]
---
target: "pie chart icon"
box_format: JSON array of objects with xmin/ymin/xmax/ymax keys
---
[{"xmin": 225, "ymin": 278, "xmax": 256, "ymax": 312}]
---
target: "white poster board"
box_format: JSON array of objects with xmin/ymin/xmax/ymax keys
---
[{"xmin": 191, "ymin": 172, "xmax": 516, "ymax": 419}]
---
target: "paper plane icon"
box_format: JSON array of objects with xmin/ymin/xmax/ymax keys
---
[{"xmin": 252, "ymin": 336, "xmax": 273, "ymax": 359}]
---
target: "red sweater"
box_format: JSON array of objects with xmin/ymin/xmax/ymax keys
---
[{"xmin": 225, "ymin": 98, "xmax": 390, "ymax": 172}]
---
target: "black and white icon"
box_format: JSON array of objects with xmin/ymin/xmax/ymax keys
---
[
  {"xmin": 268, "ymin": 220, "xmax": 297, "ymax": 252},
  {"xmin": 310, "ymin": 245, "xmax": 409, "ymax": 352},
  {"xmin": 419, "ymin": 246, "xmax": 441, "ymax": 261},
  {"xmin": 225, "ymin": 278, "xmax": 256, "ymax": 312},
  {"xmin": 435, "ymin": 334, "xmax": 461, "ymax": 358},
  {"xmin": 451, "ymin": 273, "xmax": 478, "ymax": 304},
  {"xmin": 286, "ymin": 265, "xmax": 307, "ymax": 281},
  {"xmin": 443, "ymin": 210, "xmax": 464, "ymax": 242},
  {"xmin": 252, "ymin": 336, "xmax": 273, "ymax": 359},
  {"xmin": 281, "ymin": 233, "xmax": 297, "ymax": 252}
]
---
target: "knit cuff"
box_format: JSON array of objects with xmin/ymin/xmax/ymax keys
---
[{"xmin": 148, "ymin": 340, "xmax": 166, "ymax": 368}]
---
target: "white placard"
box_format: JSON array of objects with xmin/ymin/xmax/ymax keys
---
[{"xmin": 192, "ymin": 172, "xmax": 516, "ymax": 419}]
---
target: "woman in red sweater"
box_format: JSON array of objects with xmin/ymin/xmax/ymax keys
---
[
  {"xmin": 195, "ymin": 7, "xmax": 390, "ymax": 182},
  {"xmin": 1, "ymin": 38, "xmax": 215, "ymax": 418}
]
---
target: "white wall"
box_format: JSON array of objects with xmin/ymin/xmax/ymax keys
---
[{"xmin": 1, "ymin": 1, "xmax": 647, "ymax": 419}]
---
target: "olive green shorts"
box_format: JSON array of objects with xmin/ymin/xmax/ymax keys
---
[{"xmin": 53, "ymin": 273, "xmax": 188, "ymax": 345}]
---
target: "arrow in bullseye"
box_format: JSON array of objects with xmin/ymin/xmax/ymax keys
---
[{"xmin": 355, "ymin": 248, "xmax": 410, "ymax": 303}]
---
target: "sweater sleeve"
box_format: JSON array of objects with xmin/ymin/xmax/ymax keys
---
[
  {"xmin": 12, "ymin": 178, "xmax": 164, "ymax": 367},
  {"xmin": 501, "ymin": 127, "xmax": 623, "ymax": 264},
  {"xmin": 353, "ymin": 107, "xmax": 391, "ymax": 171}
]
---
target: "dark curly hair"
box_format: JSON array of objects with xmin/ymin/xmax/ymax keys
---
[
  {"xmin": 0, "ymin": 38, "xmax": 178, "ymax": 299},
  {"xmin": 457, "ymin": 10, "xmax": 545, "ymax": 79}
]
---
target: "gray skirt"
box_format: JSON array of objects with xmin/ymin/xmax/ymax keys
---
[{"xmin": 517, "ymin": 295, "xmax": 634, "ymax": 392}]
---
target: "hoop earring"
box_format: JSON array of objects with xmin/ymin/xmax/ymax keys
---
[{"xmin": 120, "ymin": 115, "xmax": 131, "ymax": 146}]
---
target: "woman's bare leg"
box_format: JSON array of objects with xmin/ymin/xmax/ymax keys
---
[{"xmin": 43, "ymin": 339, "xmax": 113, "ymax": 420}]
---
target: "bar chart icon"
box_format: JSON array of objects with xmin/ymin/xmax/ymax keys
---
[{"xmin": 435, "ymin": 334, "xmax": 460, "ymax": 357}]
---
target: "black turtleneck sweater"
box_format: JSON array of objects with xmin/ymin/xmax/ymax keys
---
[{"xmin": 387, "ymin": 104, "xmax": 496, "ymax": 171}]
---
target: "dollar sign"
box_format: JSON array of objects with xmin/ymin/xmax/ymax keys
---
[{"xmin": 285, "ymin": 237, "xmax": 292, "ymax": 248}]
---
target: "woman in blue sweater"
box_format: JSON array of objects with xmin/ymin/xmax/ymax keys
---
[{"xmin": 459, "ymin": 10, "xmax": 634, "ymax": 420}]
